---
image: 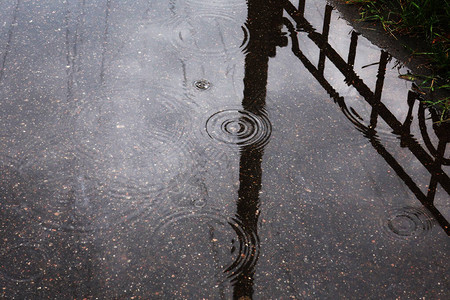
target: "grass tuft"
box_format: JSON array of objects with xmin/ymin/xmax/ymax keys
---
[{"xmin": 345, "ymin": 0, "xmax": 450, "ymax": 121}]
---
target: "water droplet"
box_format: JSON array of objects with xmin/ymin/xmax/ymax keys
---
[
  {"xmin": 194, "ymin": 79, "xmax": 211, "ymax": 91},
  {"xmin": 193, "ymin": 198, "xmax": 207, "ymax": 208}
]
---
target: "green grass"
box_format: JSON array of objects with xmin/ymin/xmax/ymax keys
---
[{"xmin": 345, "ymin": 0, "xmax": 450, "ymax": 122}]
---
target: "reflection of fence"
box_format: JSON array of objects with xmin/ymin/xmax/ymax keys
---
[{"xmin": 282, "ymin": 0, "xmax": 450, "ymax": 235}]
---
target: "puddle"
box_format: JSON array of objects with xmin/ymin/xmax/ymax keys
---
[{"xmin": 1, "ymin": 0, "xmax": 449, "ymax": 298}]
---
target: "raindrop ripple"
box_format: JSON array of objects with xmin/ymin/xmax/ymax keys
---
[
  {"xmin": 381, "ymin": 206, "xmax": 434, "ymax": 241},
  {"xmin": 151, "ymin": 208, "xmax": 259, "ymax": 282},
  {"xmin": 206, "ymin": 109, "xmax": 271, "ymax": 150},
  {"xmin": 72, "ymin": 93, "xmax": 191, "ymax": 161},
  {"xmin": 167, "ymin": 12, "xmax": 250, "ymax": 57},
  {"xmin": 0, "ymin": 243, "xmax": 48, "ymax": 282}
]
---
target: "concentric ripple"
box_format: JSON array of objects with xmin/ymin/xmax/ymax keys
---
[
  {"xmin": 206, "ymin": 109, "xmax": 271, "ymax": 150},
  {"xmin": 72, "ymin": 92, "xmax": 191, "ymax": 161},
  {"xmin": 381, "ymin": 206, "xmax": 434, "ymax": 241},
  {"xmin": 13, "ymin": 137, "xmax": 92, "ymax": 232},
  {"xmin": 0, "ymin": 243, "xmax": 48, "ymax": 282},
  {"xmin": 15, "ymin": 137, "xmax": 197, "ymax": 232},
  {"xmin": 186, "ymin": 0, "xmax": 247, "ymax": 10},
  {"xmin": 168, "ymin": 12, "xmax": 249, "ymax": 57},
  {"xmin": 1, "ymin": 157, "xmax": 27, "ymax": 216},
  {"xmin": 33, "ymin": 142, "xmax": 198, "ymax": 232},
  {"xmin": 342, "ymin": 105, "xmax": 407, "ymax": 143},
  {"xmin": 67, "ymin": 174, "xmax": 163, "ymax": 231},
  {"xmin": 1, "ymin": 157, "xmax": 22, "ymax": 195},
  {"xmin": 18, "ymin": 134, "xmax": 75, "ymax": 186},
  {"xmin": 150, "ymin": 208, "xmax": 259, "ymax": 282}
]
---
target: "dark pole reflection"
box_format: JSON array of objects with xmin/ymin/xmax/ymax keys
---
[
  {"xmin": 231, "ymin": 1, "xmax": 284, "ymax": 299},
  {"xmin": 242, "ymin": 0, "xmax": 285, "ymax": 113}
]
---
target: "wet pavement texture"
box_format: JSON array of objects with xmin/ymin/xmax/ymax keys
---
[{"xmin": 1, "ymin": 0, "xmax": 449, "ymax": 299}]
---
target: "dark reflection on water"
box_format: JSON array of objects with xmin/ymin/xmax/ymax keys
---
[
  {"xmin": 231, "ymin": 1, "xmax": 283, "ymax": 298},
  {"xmin": 0, "ymin": 0, "xmax": 449, "ymax": 298},
  {"xmin": 282, "ymin": 0, "xmax": 449, "ymax": 235}
]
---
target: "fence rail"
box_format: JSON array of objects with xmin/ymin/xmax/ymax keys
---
[{"xmin": 281, "ymin": 0, "xmax": 450, "ymax": 234}]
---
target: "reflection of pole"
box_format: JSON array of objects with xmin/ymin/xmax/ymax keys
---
[
  {"xmin": 233, "ymin": 148, "xmax": 262, "ymax": 299},
  {"xmin": 232, "ymin": 1, "xmax": 282, "ymax": 299},
  {"xmin": 242, "ymin": 0, "xmax": 284, "ymax": 113}
]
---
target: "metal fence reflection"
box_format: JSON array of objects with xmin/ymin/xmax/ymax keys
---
[{"xmin": 281, "ymin": 0, "xmax": 449, "ymax": 235}]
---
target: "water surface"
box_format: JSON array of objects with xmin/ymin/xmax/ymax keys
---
[{"xmin": 1, "ymin": 0, "xmax": 449, "ymax": 298}]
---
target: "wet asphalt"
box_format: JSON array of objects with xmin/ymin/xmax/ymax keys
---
[{"xmin": 0, "ymin": 0, "xmax": 449, "ymax": 299}]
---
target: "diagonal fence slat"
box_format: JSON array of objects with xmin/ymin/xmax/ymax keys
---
[{"xmin": 282, "ymin": 0, "xmax": 449, "ymax": 234}]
